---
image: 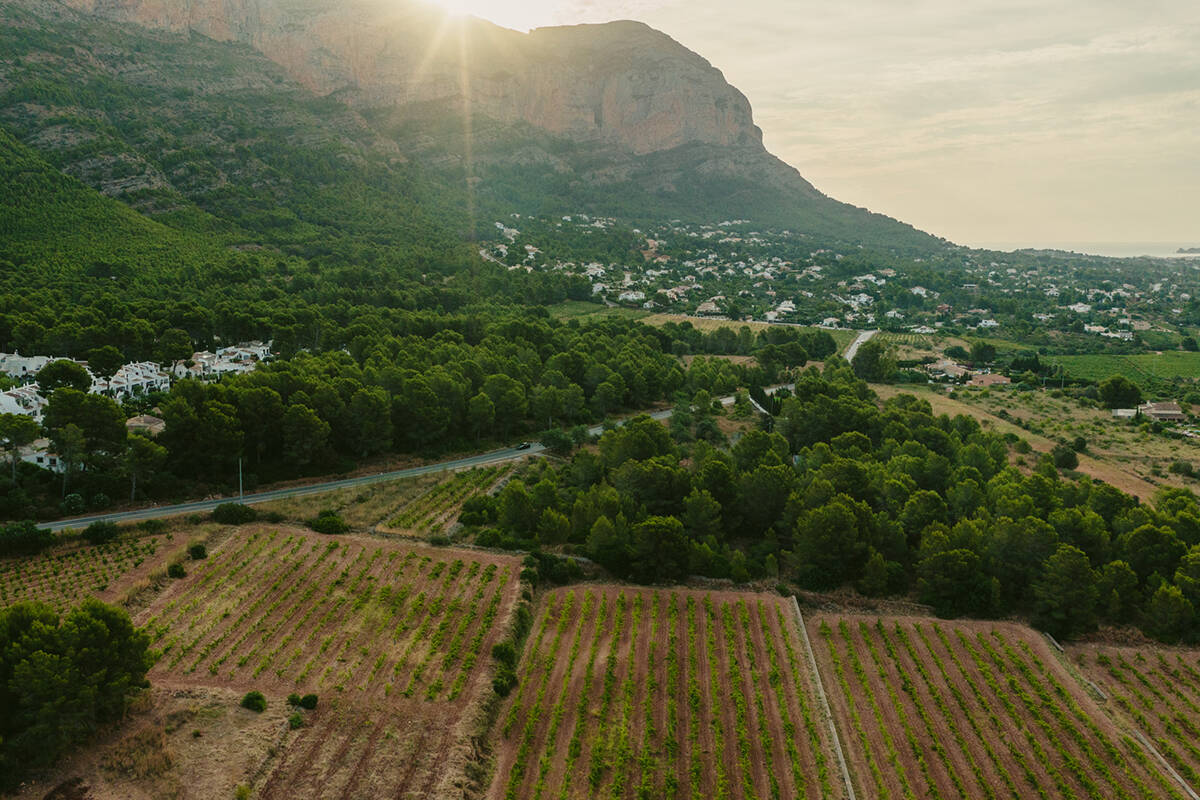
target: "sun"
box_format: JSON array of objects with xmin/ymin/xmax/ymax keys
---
[{"xmin": 421, "ymin": 0, "xmax": 558, "ymax": 32}]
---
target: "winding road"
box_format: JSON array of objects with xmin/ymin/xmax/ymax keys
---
[{"xmin": 842, "ymin": 328, "xmax": 879, "ymax": 363}]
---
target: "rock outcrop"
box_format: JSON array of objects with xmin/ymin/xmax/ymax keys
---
[{"xmin": 58, "ymin": 0, "xmax": 763, "ymax": 156}]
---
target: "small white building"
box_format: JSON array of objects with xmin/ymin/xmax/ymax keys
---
[
  {"xmin": 0, "ymin": 353, "xmax": 51, "ymax": 378},
  {"xmin": 19, "ymin": 438, "xmax": 64, "ymax": 473}
]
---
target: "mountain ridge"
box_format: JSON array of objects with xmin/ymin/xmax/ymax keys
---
[{"xmin": 3, "ymin": 0, "xmax": 945, "ymax": 254}]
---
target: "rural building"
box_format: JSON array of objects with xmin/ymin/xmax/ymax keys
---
[
  {"xmin": 1112, "ymin": 408, "xmax": 1138, "ymax": 419},
  {"xmin": 969, "ymin": 373, "xmax": 1011, "ymax": 387},
  {"xmin": 1139, "ymin": 401, "xmax": 1187, "ymax": 422},
  {"xmin": 928, "ymin": 359, "xmax": 970, "ymax": 379}
]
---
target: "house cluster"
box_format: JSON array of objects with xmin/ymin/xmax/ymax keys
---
[
  {"xmin": 926, "ymin": 359, "xmax": 1012, "ymax": 387},
  {"xmin": 173, "ymin": 343, "xmax": 272, "ymax": 380},
  {"xmin": 0, "ymin": 341, "xmax": 272, "ymax": 423}
]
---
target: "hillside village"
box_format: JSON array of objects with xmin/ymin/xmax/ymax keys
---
[
  {"xmin": 482, "ymin": 214, "xmax": 1200, "ymax": 350},
  {"xmin": 0, "ymin": 342, "xmax": 271, "ymax": 472}
]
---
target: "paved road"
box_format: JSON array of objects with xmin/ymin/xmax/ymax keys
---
[
  {"xmin": 37, "ymin": 401, "xmax": 710, "ymax": 532},
  {"xmin": 38, "ymin": 382, "xmax": 801, "ymax": 533},
  {"xmin": 843, "ymin": 329, "xmax": 879, "ymax": 363}
]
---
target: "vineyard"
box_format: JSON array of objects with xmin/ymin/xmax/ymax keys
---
[
  {"xmin": 1073, "ymin": 644, "xmax": 1200, "ymax": 792},
  {"xmin": 0, "ymin": 534, "xmax": 168, "ymax": 611},
  {"xmin": 137, "ymin": 527, "xmax": 523, "ymax": 798},
  {"xmin": 384, "ymin": 465, "xmax": 509, "ymax": 536},
  {"xmin": 808, "ymin": 615, "xmax": 1182, "ymax": 800},
  {"xmin": 254, "ymin": 473, "xmax": 438, "ymax": 529},
  {"xmin": 1044, "ymin": 352, "xmax": 1200, "ymax": 387},
  {"xmin": 489, "ymin": 586, "xmax": 840, "ymax": 800}
]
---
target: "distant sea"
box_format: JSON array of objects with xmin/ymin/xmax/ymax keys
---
[{"xmin": 972, "ymin": 242, "xmax": 1200, "ymax": 259}]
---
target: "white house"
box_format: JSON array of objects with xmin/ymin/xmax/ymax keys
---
[
  {"xmin": 0, "ymin": 385, "xmax": 48, "ymax": 421},
  {"xmin": 0, "ymin": 353, "xmax": 51, "ymax": 378},
  {"xmin": 100, "ymin": 362, "xmax": 170, "ymax": 400},
  {"xmin": 19, "ymin": 438, "xmax": 64, "ymax": 473}
]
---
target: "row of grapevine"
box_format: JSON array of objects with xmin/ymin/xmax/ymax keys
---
[
  {"xmin": 388, "ymin": 465, "xmax": 507, "ymax": 533},
  {"xmin": 0, "ymin": 534, "xmax": 162, "ymax": 609},
  {"xmin": 493, "ymin": 587, "xmax": 836, "ymax": 800},
  {"xmin": 810, "ymin": 615, "xmax": 1180, "ymax": 800},
  {"xmin": 138, "ymin": 530, "xmax": 519, "ymax": 704},
  {"xmin": 1074, "ymin": 644, "xmax": 1200, "ymax": 794}
]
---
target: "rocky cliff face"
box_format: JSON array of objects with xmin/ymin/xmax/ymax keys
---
[{"xmin": 59, "ymin": 0, "xmax": 763, "ymax": 156}]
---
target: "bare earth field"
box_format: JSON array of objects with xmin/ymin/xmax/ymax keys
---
[
  {"xmin": 1070, "ymin": 642, "xmax": 1200, "ymax": 792},
  {"xmin": 488, "ymin": 585, "xmax": 844, "ymax": 800},
  {"xmin": 807, "ymin": 613, "xmax": 1184, "ymax": 800},
  {"xmin": 13, "ymin": 686, "xmax": 293, "ymax": 800}
]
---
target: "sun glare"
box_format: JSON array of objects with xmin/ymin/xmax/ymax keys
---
[{"xmin": 424, "ymin": 0, "xmax": 557, "ymax": 32}]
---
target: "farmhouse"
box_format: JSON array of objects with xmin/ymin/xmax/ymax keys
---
[
  {"xmin": 928, "ymin": 359, "xmax": 970, "ymax": 379},
  {"xmin": 1139, "ymin": 401, "xmax": 1187, "ymax": 422}
]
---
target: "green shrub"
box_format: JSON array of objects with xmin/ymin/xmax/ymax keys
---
[
  {"xmin": 213, "ymin": 503, "xmax": 257, "ymax": 525},
  {"xmin": 1052, "ymin": 443, "xmax": 1079, "ymax": 470},
  {"xmin": 492, "ymin": 641, "xmax": 517, "ymax": 668},
  {"xmin": 240, "ymin": 691, "xmax": 267, "ymax": 712},
  {"xmin": 299, "ymin": 694, "xmax": 318, "ymax": 710},
  {"xmin": 308, "ymin": 511, "xmax": 348, "ymax": 535},
  {"xmin": 1170, "ymin": 460, "xmax": 1195, "ymax": 478},
  {"xmin": 167, "ymin": 562, "xmax": 186, "ymax": 579},
  {"xmin": 492, "ymin": 665, "xmax": 517, "ymax": 697},
  {"xmin": 60, "ymin": 493, "xmax": 85, "ymax": 516},
  {"xmin": 188, "ymin": 543, "xmax": 207, "ymax": 560},
  {"xmin": 287, "ymin": 693, "xmax": 301, "ymax": 707},
  {"xmin": 138, "ymin": 519, "xmax": 167, "ymax": 534},
  {"xmin": 84, "ymin": 520, "xmax": 120, "ymax": 545},
  {"xmin": 234, "ymin": 784, "xmax": 251, "ymax": 800},
  {"xmin": 288, "ymin": 713, "xmax": 304, "ymax": 730}
]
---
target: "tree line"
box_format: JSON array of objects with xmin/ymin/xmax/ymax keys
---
[
  {"xmin": 466, "ymin": 361, "xmax": 1200, "ymax": 644},
  {"xmin": 0, "ymin": 314, "xmax": 833, "ymax": 521}
]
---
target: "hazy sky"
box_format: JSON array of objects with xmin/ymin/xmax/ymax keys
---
[{"xmin": 441, "ymin": 0, "xmax": 1200, "ymax": 248}]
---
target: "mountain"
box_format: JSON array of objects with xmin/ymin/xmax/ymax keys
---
[{"xmin": 2, "ymin": 0, "xmax": 943, "ymax": 255}]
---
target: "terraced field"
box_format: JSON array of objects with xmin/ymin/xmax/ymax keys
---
[
  {"xmin": 809, "ymin": 615, "xmax": 1183, "ymax": 800},
  {"xmin": 489, "ymin": 586, "xmax": 842, "ymax": 800}
]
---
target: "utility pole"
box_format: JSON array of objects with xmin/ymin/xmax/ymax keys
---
[{"xmin": 238, "ymin": 457, "xmax": 244, "ymax": 501}]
